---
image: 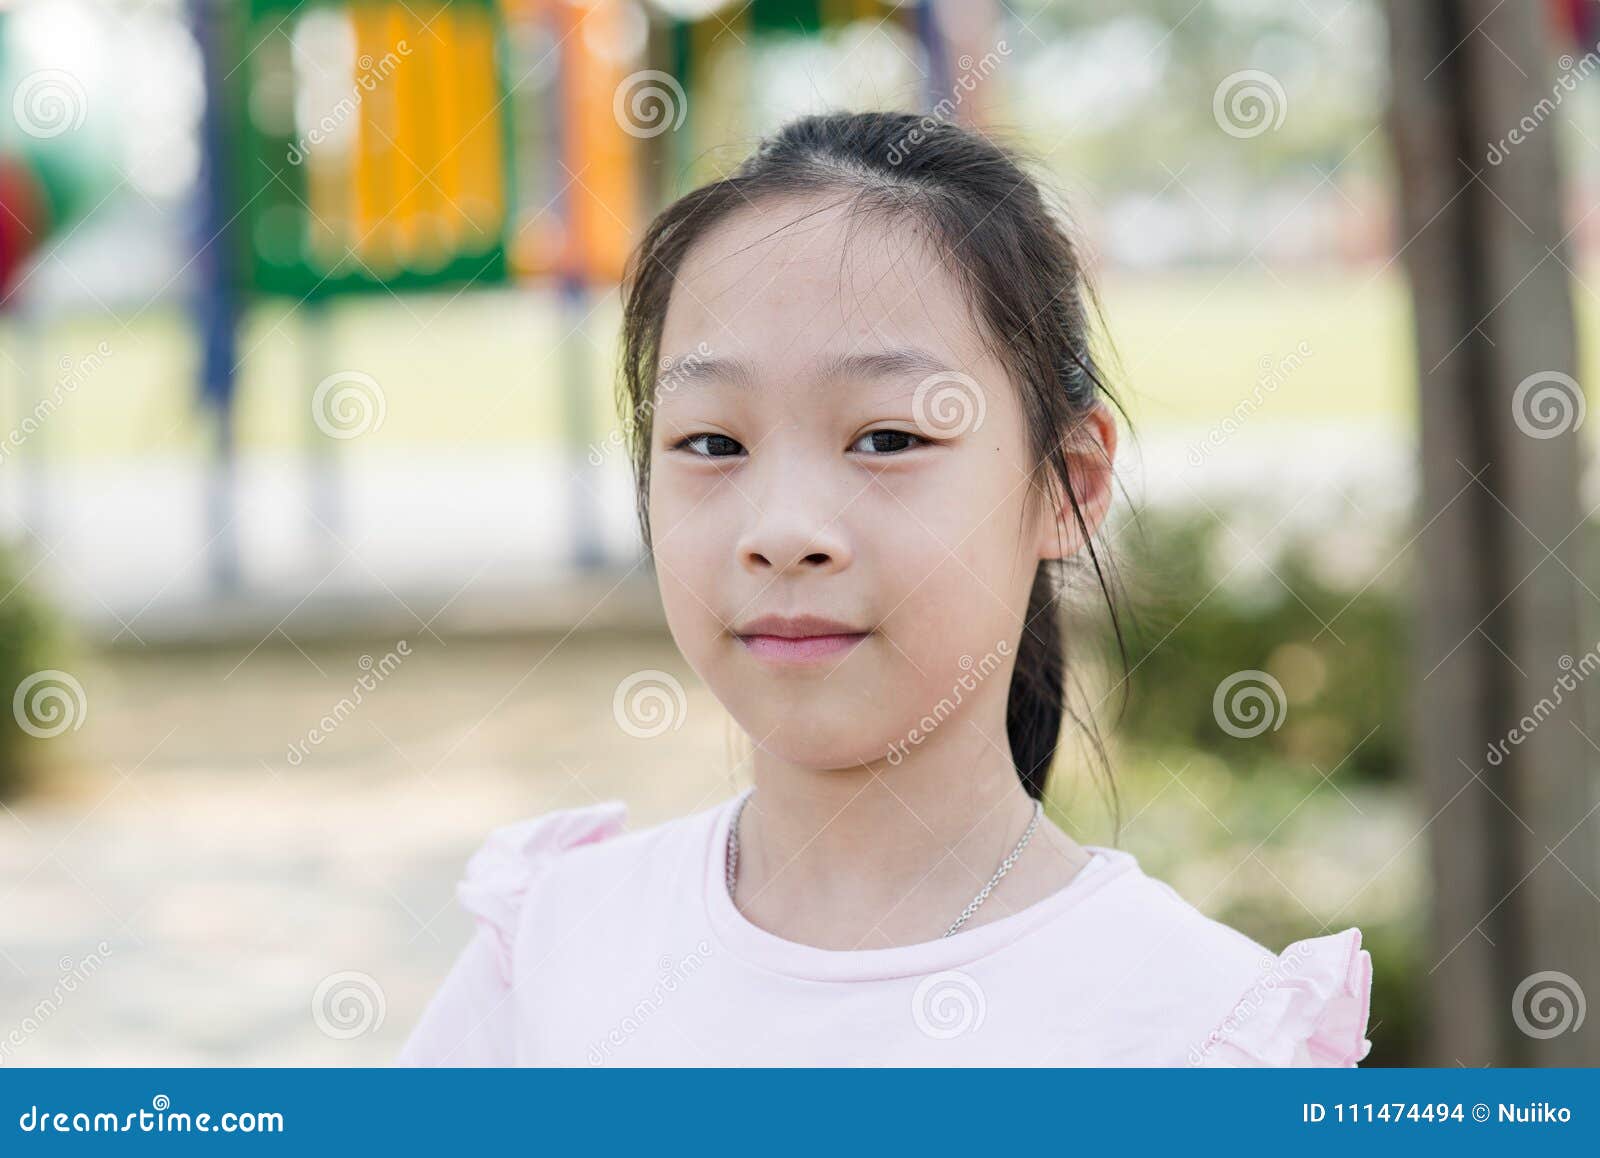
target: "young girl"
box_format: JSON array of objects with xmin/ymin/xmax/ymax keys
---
[{"xmin": 397, "ymin": 110, "xmax": 1373, "ymax": 1067}]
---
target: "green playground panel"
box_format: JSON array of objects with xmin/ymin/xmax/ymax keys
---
[{"xmin": 226, "ymin": 0, "xmax": 514, "ymax": 300}]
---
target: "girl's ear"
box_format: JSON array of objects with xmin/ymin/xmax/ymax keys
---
[{"xmin": 1038, "ymin": 403, "xmax": 1118, "ymax": 561}]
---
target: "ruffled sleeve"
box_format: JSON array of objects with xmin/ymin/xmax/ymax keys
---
[
  {"xmin": 1191, "ymin": 927, "xmax": 1374, "ymax": 1067},
  {"xmin": 395, "ymin": 801, "xmax": 627, "ymax": 1066},
  {"xmin": 455, "ymin": 800, "xmax": 629, "ymax": 985}
]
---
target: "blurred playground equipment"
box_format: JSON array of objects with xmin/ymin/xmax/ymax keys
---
[{"xmin": 0, "ymin": 0, "xmax": 965, "ymax": 638}]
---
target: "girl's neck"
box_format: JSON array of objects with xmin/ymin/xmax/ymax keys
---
[{"xmin": 731, "ymin": 724, "xmax": 1094, "ymax": 950}]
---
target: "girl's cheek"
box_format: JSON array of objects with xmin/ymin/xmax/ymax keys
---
[
  {"xmin": 652, "ymin": 474, "xmax": 725, "ymax": 541},
  {"xmin": 880, "ymin": 488, "xmax": 977, "ymax": 575}
]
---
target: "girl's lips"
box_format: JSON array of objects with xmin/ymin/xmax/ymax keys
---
[{"xmin": 737, "ymin": 632, "xmax": 870, "ymax": 664}]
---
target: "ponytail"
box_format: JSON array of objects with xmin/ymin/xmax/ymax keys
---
[{"xmin": 1007, "ymin": 561, "xmax": 1066, "ymax": 800}]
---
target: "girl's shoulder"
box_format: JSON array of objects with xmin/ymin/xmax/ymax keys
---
[
  {"xmin": 1086, "ymin": 847, "xmax": 1374, "ymax": 1067},
  {"xmin": 450, "ymin": 795, "xmax": 719, "ymax": 983},
  {"xmin": 1175, "ymin": 912, "xmax": 1374, "ymax": 1069},
  {"xmin": 1186, "ymin": 923, "xmax": 1374, "ymax": 1067}
]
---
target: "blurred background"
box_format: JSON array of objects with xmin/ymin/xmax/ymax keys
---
[{"xmin": 0, "ymin": 0, "xmax": 1594, "ymax": 1067}]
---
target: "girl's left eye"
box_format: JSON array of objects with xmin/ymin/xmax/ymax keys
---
[{"xmin": 850, "ymin": 429, "xmax": 927, "ymax": 455}]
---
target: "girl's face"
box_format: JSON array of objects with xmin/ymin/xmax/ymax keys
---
[{"xmin": 648, "ymin": 192, "xmax": 1113, "ymax": 772}]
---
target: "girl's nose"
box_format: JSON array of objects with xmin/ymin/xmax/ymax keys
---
[{"xmin": 735, "ymin": 485, "xmax": 854, "ymax": 576}]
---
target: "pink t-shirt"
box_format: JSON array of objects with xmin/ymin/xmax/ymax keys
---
[{"xmin": 396, "ymin": 787, "xmax": 1373, "ymax": 1067}]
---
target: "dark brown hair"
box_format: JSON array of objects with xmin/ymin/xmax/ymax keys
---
[{"xmin": 617, "ymin": 110, "xmax": 1130, "ymax": 816}]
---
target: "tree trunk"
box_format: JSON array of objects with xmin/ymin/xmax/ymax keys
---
[{"xmin": 1385, "ymin": 0, "xmax": 1599, "ymax": 1065}]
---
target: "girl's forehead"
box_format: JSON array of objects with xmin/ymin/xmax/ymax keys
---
[{"xmin": 660, "ymin": 195, "xmax": 990, "ymax": 372}]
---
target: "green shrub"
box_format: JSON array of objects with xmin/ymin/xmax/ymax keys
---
[
  {"xmin": 1109, "ymin": 503, "xmax": 1409, "ymax": 784},
  {"xmin": 0, "ymin": 539, "xmax": 73, "ymax": 801}
]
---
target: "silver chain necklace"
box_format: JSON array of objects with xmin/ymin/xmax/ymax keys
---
[{"xmin": 724, "ymin": 791, "xmax": 1044, "ymax": 939}]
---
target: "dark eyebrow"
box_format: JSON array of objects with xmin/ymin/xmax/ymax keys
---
[{"xmin": 654, "ymin": 346, "xmax": 957, "ymax": 395}]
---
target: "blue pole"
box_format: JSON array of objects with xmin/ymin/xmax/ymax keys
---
[
  {"xmin": 551, "ymin": 15, "xmax": 604, "ymax": 572},
  {"xmin": 190, "ymin": 0, "xmax": 240, "ymax": 592}
]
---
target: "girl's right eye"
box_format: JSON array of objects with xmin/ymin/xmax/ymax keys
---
[{"xmin": 675, "ymin": 432, "xmax": 744, "ymax": 458}]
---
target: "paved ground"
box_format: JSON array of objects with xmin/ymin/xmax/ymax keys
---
[{"xmin": 0, "ymin": 630, "xmax": 739, "ymax": 1065}]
